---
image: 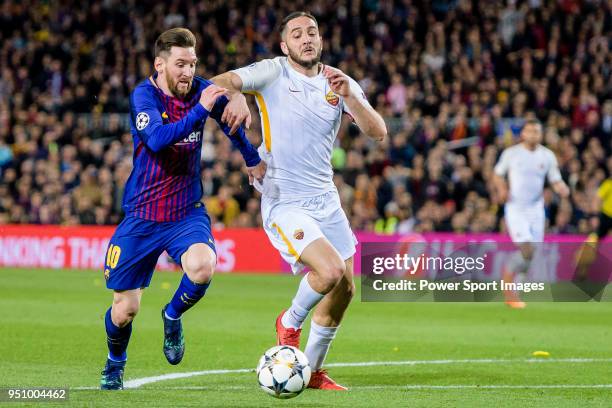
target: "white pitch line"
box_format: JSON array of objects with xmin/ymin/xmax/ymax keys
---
[
  {"xmin": 354, "ymin": 384, "xmax": 612, "ymax": 390},
  {"xmin": 151, "ymin": 384, "xmax": 612, "ymax": 390},
  {"xmin": 104, "ymin": 357, "xmax": 612, "ymax": 389},
  {"xmin": 326, "ymin": 357, "xmax": 612, "ymax": 367},
  {"xmin": 124, "ymin": 368, "xmax": 252, "ymax": 388},
  {"xmin": 73, "ymin": 384, "xmax": 612, "ymax": 391}
]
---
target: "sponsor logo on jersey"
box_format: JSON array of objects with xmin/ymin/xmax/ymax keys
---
[
  {"xmin": 176, "ymin": 130, "xmax": 202, "ymax": 145},
  {"xmin": 293, "ymin": 229, "xmax": 304, "ymax": 240},
  {"xmin": 325, "ymin": 90, "xmax": 339, "ymax": 106}
]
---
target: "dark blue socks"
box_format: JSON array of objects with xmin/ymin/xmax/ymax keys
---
[
  {"xmin": 105, "ymin": 307, "xmax": 132, "ymax": 362},
  {"xmin": 165, "ymin": 274, "xmax": 210, "ymax": 319}
]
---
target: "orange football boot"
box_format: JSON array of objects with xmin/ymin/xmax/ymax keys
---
[
  {"xmin": 275, "ymin": 310, "xmax": 301, "ymax": 348},
  {"xmin": 502, "ymin": 268, "xmax": 526, "ymax": 309},
  {"xmin": 308, "ymin": 370, "xmax": 348, "ymax": 390}
]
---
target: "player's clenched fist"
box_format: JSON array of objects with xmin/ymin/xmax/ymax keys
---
[
  {"xmin": 247, "ymin": 160, "xmax": 267, "ymax": 185},
  {"xmin": 199, "ymin": 84, "xmax": 229, "ymax": 111},
  {"xmin": 322, "ymin": 65, "xmax": 351, "ymax": 98}
]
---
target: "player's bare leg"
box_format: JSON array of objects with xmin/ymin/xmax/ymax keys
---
[
  {"xmin": 162, "ymin": 243, "xmax": 216, "ymax": 365},
  {"xmin": 300, "ymin": 239, "xmax": 347, "ymax": 294},
  {"xmin": 181, "ymin": 243, "xmax": 216, "ymax": 284},
  {"xmin": 303, "ymin": 257, "xmax": 354, "ymax": 390},
  {"xmin": 276, "ymin": 238, "xmax": 344, "ymax": 348},
  {"xmin": 112, "ymin": 288, "xmax": 143, "ymax": 327},
  {"xmin": 101, "ymin": 289, "xmax": 142, "ymax": 390},
  {"xmin": 503, "ymin": 243, "xmax": 533, "ymax": 309},
  {"xmin": 311, "ymin": 257, "xmax": 355, "ymax": 327}
]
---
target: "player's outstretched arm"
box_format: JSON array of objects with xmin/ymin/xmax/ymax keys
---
[
  {"xmin": 211, "ymin": 72, "xmax": 251, "ymax": 134},
  {"xmin": 323, "ymin": 66, "xmax": 387, "ymax": 142},
  {"xmin": 211, "ymin": 71, "xmax": 243, "ymax": 93},
  {"xmin": 213, "ymin": 59, "xmax": 282, "ymax": 134},
  {"xmin": 207, "ymin": 88, "xmax": 264, "ymax": 183},
  {"xmin": 133, "ymin": 85, "xmax": 228, "ymax": 152}
]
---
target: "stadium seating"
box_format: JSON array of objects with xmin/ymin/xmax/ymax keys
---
[{"xmin": 0, "ymin": 0, "xmax": 609, "ymax": 235}]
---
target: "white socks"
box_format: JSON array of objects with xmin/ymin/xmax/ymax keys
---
[
  {"xmin": 304, "ymin": 321, "xmax": 338, "ymax": 371},
  {"xmin": 281, "ymin": 273, "xmax": 324, "ymax": 329},
  {"xmin": 281, "ymin": 273, "xmax": 340, "ymax": 371}
]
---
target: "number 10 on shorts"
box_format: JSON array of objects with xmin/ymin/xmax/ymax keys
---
[{"xmin": 106, "ymin": 244, "xmax": 122, "ymax": 269}]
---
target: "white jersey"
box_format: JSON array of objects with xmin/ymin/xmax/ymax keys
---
[
  {"xmin": 232, "ymin": 57, "xmax": 371, "ymax": 199},
  {"xmin": 494, "ymin": 143, "xmax": 562, "ymax": 207}
]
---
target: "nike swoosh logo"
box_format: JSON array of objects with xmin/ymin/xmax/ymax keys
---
[{"xmin": 289, "ymin": 87, "xmax": 301, "ymax": 92}]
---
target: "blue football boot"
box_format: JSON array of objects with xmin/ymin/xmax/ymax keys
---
[
  {"xmin": 100, "ymin": 359, "xmax": 125, "ymax": 390},
  {"xmin": 162, "ymin": 305, "xmax": 185, "ymax": 365}
]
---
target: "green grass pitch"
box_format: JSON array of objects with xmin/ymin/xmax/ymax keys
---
[{"xmin": 1, "ymin": 267, "xmax": 612, "ymax": 407}]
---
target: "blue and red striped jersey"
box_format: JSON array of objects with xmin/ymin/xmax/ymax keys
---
[{"xmin": 123, "ymin": 75, "xmax": 260, "ymax": 222}]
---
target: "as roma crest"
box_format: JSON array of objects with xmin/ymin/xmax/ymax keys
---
[
  {"xmin": 325, "ymin": 90, "xmax": 339, "ymax": 106},
  {"xmin": 293, "ymin": 229, "xmax": 305, "ymax": 240}
]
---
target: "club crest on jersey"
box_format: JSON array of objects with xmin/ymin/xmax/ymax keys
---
[
  {"xmin": 104, "ymin": 268, "xmax": 110, "ymax": 280},
  {"xmin": 293, "ymin": 229, "xmax": 304, "ymax": 240},
  {"xmin": 325, "ymin": 90, "xmax": 339, "ymax": 106},
  {"xmin": 135, "ymin": 112, "xmax": 150, "ymax": 130}
]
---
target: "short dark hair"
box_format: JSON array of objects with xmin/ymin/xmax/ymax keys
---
[
  {"xmin": 154, "ymin": 28, "xmax": 196, "ymax": 57},
  {"xmin": 280, "ymin": 11, "xmax": 318, "ymax": 37},
  {"xmin": 522, "ymin": 118, "xmax": 542, "ymax": 129}
]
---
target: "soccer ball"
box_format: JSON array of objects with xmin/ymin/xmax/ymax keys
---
[{"xmin": 256, "ymin": 345, "xmax": 311, "ymax": 399}]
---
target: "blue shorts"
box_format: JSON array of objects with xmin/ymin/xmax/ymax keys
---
[{"xmin": 103, "ymin": 203, "xmax": 215, "ymax": 291}]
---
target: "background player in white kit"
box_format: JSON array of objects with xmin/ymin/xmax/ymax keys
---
[
  {"xmin": 213, "ymin": 11, "xmax": 387, "ymax": 390},
  {"xmin": 493, "ymin": 119, "xmax": 569, "ymax": 308}
]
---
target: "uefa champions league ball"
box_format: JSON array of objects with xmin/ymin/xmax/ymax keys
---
[{"xmin": 256, "ymin": 345, "xmax": 311, "ymax": 399}]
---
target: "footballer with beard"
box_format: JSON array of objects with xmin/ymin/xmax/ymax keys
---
[
  {"xmin": 212, "ymin": 12, "xmax": 387, "ymax": 390},
  {"xmin": 99, "ymin": 28, "xmax": 266, "ymax": 390}
]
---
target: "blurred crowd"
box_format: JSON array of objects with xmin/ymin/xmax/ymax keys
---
[{"xmin": 0, "ymin": 0, "xmax": 610, "ymax": 236}]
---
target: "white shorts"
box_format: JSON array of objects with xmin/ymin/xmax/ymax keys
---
[
  {"xmin": 261, "ymin": 190, "xmax": 357, "ymax": 274},
  {"xmin": 504, "ymin": 203, "xmax": 545, "ymax": 243}
]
